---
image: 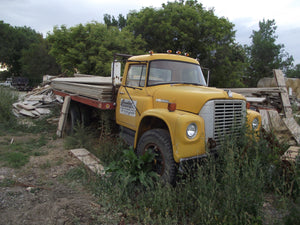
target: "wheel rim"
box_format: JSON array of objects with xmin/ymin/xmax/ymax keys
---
[{"xmin": 144, "ymin": 143, "xmax": 165, "ymax": 176}]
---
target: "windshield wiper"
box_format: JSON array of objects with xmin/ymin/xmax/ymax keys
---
[{"xmin": 122, "ymin": 85, "xmax": 143, "ymax": 90}]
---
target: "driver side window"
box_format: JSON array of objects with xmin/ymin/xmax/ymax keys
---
[{"xmin": 126, "ymin": 64, "xmax": 147, "ymax": 87}]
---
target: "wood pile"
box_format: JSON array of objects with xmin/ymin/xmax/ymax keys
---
[
  {"xmin": 13, "ymin": 85, "xmax": 63, "ymax": 118},
  {"xmin": 229, "ymin": 87, "xmax": 285, "ymax": 111},
  {"xmin": 51, "ymin": 76, "xmax": 114, "ymax": 102},
  {"xmin": 229, "ymin": 70, "xmax": 300, "ymax": 159}
]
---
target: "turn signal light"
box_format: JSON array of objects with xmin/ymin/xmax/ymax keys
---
[
  {"xmin": 184, "ymin": 53, "xmax": 190, "ymax": 57},
  {"xmin": 246, "ymin": 102, "xmax": 250, "ymax": 109},
  {"xmin": 176, "ymin": 51, "xmax": 182, "ymax": 55},
  {"xmin": 149, "ymin": 50, "xmax": 154, "ymax": 55},
  {"xmin": 168, "ymin": 103, "xmax": 176, "ymax": 112},
  {"xmin": 167, "ymin": 50, "xmax": 172, "ymax": 54}
]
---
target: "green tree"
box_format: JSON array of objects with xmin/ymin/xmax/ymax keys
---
[
  {"xmin": 20, "ymin": 39, "xmax": 61, "ymax": 86},
  {"xmin": 47, "ymin": 22, "xmax": 145, "ymax": 76},
  {"xmin": 286, "ymin": 64, "xmax": 300, "ymax": 78},
  {"xmin": 125, "ymin": 0, "xmax": 246, "ymax": 87},
  {"xmin": 104, "ymin": 14, "xmax": 127, "ymax": 30},
  {"xmin": 0, "ymin": 21, "xmax": 41, "ymax": 76},
  {"xmin": 247, "ymin": 19, "xmax": 294, "ymax": 86}
]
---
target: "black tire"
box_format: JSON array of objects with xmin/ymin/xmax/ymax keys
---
[
  {"xmin": 137, "ymin": 129, "xmax": 177, "ymax": 185},
  {"xmin": 65, "ymin": 102, "xmax": 81, "ymax": 135},
  {"xmin": 79, "ymin": 104, "xmax": 92, "ymax": 127}
]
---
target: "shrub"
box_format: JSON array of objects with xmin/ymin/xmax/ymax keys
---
[{"xmin": 0, "ymin": 86, "xmax": 18, "ymax": 128}]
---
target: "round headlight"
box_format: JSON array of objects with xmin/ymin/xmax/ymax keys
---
[
  {"xmin": 252, "ymin": 117, "xmax": 259, "ymax": 130},
  {"xmin": 186, "ymin": 123, "xmax": 197, "ymax": 139}
]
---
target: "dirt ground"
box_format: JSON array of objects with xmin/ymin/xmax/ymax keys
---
[{"xmin": 0, "ymin": 135, "xmax": 119, "ymax": 225}]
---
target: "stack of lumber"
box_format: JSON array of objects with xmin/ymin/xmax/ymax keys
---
[
  {"xmin": 229, "ymin": 87, "xmax": 284, "ymax": 111},
  {"xmin": 13, "ymin": 85, "xmax": 62, "ymax": 118},
  {"xmin": 258, "ymin": 70, "xmax": 300, "ymax": 147},
  {"xmin": 258, "ymin": 77, "xmax": 300, "ymax": 99},
  {"xmin": 51, "ymin": 76, "xmax": 114, "ymax": 102}
]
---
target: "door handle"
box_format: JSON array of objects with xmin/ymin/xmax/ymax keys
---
[{"xmin": 119, "ymin": 91, "xmax": 125, "ymax": 94}]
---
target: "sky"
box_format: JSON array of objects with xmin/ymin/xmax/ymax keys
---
[{"xmin": 1, "ymin": 0, "xmax": 300, "ymax": 65}]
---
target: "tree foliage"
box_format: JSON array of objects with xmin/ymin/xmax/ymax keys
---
[
  {"xmin": 125, "ymin": 0, "xmax": 246, "ymax": 87},
  {"xmin": 20, "ymin": 39, "xmax": 61, "ymax": 86},
  {"xmin": 47, "ymin": 22, "xmax": 146, "ymax": 76},
  {"xmin": 0, "ymin": 21, "xmax": 41, "ymax": 76},
  {"xmin": 286, "ymin": 64, "xmax": 300, "ymax": 78},
  {"xmin": 104, "ymin": 14, "xmax": 127, "ymax": 30},
  {"xmin": 0, "ymin": 20, "xmax": 60, "ymax": 84},
  {"xmin": 246, "ymin": 19, "xmax": 294, "ymax": 86}
]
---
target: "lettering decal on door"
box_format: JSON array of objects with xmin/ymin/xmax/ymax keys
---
[{"xmin": 120, "ymin": 99, "xmax": 137, "ymax": 117}]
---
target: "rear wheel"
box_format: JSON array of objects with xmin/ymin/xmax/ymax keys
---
[
  {"xmin": 137, "ymin": 129, "xmax": 177, "ymax": 185},
  {"xmin": 65, "ymin": 102, "xmax": 81, "ymax": 135}
]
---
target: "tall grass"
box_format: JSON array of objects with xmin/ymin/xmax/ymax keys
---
[
  {"xmin": 0, "ymin": 86, "xmax": 18, "ymax": 128},
  {"xmin": 66, "ymin": 126, "xmax": 299, "ymax": 224}
]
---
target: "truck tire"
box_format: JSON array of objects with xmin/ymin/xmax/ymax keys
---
[
  {"xmin": 79, "ymin": 104, "xmax": 92, "ymax": 127},
  {"xmin": 137, "ymin": 129, "xmax": 177, "ymax": 185},
  {"xmin": 65, "ymin": 102, "xmax": 81, "ymax": 135}
]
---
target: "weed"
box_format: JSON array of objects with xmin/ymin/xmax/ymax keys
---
[
  {"xmin": 0, "ymin": 135, "xmax": 49, "ymax": 168},
  {"xmin": 3, "ymin": 152, "xmax": 29, "ymax": 168},
  {"xmin": 66, "ymin": 127, "xmax": 300, "ymax": 225},
  {"xmin": 106, "ymin": 148, "xmax": 158, "ymax": 191},
  {"xmin": 92, "ymin": 137, "xmax": 126, "ymax": 165},
  {"xmin": 64, "ymin": 123, "xmax": 95, "ymax": 150},
  {"xmin": 0, "ymin": 87, "xmax": 18, "ymax": 128}
]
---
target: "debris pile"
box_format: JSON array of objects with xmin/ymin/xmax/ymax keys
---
[
  {"xmin": 230, "ymin": 72, "xmax": 300, "ymax": 111},
  {"xmin": 229, "ymin": 69, "xmax": 300, "ymax": 161},
  {"xmin": 13, "ymin": 85, "xmax": 63, "ymax": 118}
]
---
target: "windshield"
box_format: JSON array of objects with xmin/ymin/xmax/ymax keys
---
[{"xmin": 148, "ymin": 60, "xmax": 207, "ymax": 86}]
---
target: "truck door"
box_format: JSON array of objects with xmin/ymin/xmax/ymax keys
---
[{"xmin": 116, "ymin": 63, "xmax": 151, "ymax": 131}]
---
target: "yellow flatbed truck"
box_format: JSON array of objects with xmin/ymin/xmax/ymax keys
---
[{"xmin": 53, "ymin": 52, "xmax": 261, "ymax": 184}]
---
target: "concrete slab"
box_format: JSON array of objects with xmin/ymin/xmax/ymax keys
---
[{"xmin": 69, "ymin": 148, "xmax": 105, "ymax": 176}]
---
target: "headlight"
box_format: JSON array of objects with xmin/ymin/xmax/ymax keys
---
[
  {"xmin": 186, "ymin": 123, "xmax": 197, "ymax": 139},
  {"xmin": 252, "ymin": 117, "xmax": 259, "ymax": 130}
]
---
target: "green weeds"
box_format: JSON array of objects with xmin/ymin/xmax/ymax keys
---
[
  {"xmin": 65, "ymin": 127, "xmax": 299, "ymax": 225},
  {"xmin": 0, "ymin": 86, "xmax": 18, "ymax": 129},
  {"xmin": 0, "ymin": 135, "xmax": 49, "ymax": 168}
]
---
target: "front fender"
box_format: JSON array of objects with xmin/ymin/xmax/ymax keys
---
[
  {"xmin": 246, "ymin": 109, "xmax": 262, "ymax": 138},
  {"xmin": 136, "ymin": 109, "xmax": 206, "ymax": 162}
]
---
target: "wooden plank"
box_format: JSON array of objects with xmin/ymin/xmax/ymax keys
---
[
  {"xmin": 19, "ymin": 109, "xmax": 36, "ymax": 118},
  {"xmin": 52, "ymin": 76, "xmax": 112, "ymax": 85},
  {"xmin": 16, "ymin": 103, "xmax": 36, "ymax": 110},
  {"xmin": 259, "ymin": 109, "xmax": 271, "ymax": 132},
  {"xmin": 283, "ymin": 117, "xmax": 300, "ymax": 145},
  {"xmin": 69, "ymin": 148, "xmax": 105, "ymax": 175},
  {"xmin": 56, "ymin": 96, "xmax": 71, "ymax": 137},
  {"xmin": 273, "ymin": 69, "xmax": 293, "ymax": 118},
  {"xmin": 281, "ymin": 146, "xmax": 299, "ymax": 163},
  {"xmin": 51, "ymin": 82, "xmax": 113, "ymax": 101},
  {"xmin": 229, "ymin": 87, "xmax": 283, "ymax": 94},
  {"xmin": 246, "ymin": 97, "xmax": 266, "ymax": 103},
  {"xmin": 35, "ymin": 108, "xmax": 51, "ymax": 115},
  {"xmin": 268, "ymin": 109, "xmax": 288, "ymax": 132}
]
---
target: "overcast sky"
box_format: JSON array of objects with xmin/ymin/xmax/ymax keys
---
[{"xmin": 1, "ymin": 0, "xmax": 300, "ymax": 65}]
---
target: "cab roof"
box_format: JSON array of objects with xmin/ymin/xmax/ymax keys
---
[{"xmin": 128, "ymin": 53, "xmax": 199, "ymax": 64}]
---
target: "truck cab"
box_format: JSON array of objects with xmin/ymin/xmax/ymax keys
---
[{"xmin": 116, "ymin": 53, "xmax": 261, "ymax": 184}]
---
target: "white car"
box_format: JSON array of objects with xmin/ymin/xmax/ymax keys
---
[{"xmin": 0, "ymin": 80, "xmax": 12, "ymax": 87}]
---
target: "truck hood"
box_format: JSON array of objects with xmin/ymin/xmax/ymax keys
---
[{"xmin": 152, "ymin": 85, "xmax": 245, "ymax": 114}]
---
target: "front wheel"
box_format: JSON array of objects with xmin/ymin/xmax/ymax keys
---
[{"xmin": 136, "ymin": 129, "xmax": 177, "ymax": 185}]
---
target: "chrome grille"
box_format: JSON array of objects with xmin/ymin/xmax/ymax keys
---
[
  {"xmin": 199, "ymin": 100, "xmax": 246, "ymax": 147},
  {"xmin": 214, "ymin": 101, "xmax": 245, "ymax": 144}
]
